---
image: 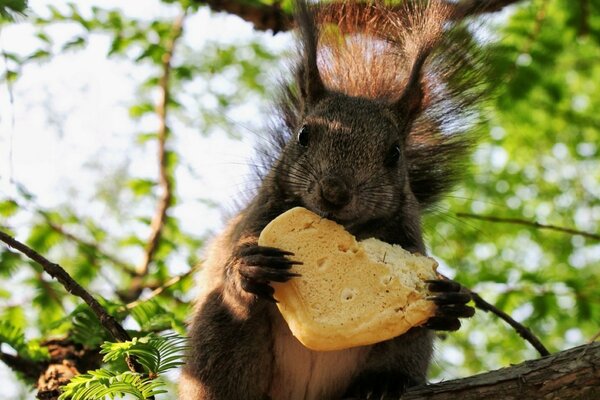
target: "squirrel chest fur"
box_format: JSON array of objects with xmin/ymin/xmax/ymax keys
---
[{"xmin": 180, "ymin": 1, "xmax": 484, "ymax": 399}]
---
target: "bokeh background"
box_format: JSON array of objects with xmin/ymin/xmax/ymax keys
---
[{"xmin": 0, "ymin": 0, "xmax": 598, "ymax": 398}]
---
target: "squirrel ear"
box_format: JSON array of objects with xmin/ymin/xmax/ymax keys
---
[
  {"xmin": 394, "ymin": 50, "xmax": 429, "ymax": 131},
  {"xmin": 295, "ymin": 0, "xmax": 326, "ymax": 106}
]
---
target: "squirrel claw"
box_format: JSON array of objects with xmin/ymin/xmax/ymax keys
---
[
  {"xmin": 238, "ymin": 245, "xmax": 295, "ymax": 258},
  {"xmin": 236, "ymin": 244, "xmax": 301, "ymax": 302},
  {"xmin": 426, "ymin": 292, "xmax": 471, "ymax": 305},
  {"xmin": 424, "ymin": 316, "xmax": 461, "ymax": 331},
  {"xmin": 425, "ymin": 279, "xmax": 462, "ymax": 293},
  {"xmin": 425, "ymin": 278, "xmax": 474, "ymax": 331},
  {"xmin": 241, "ymin": 278, "xmax": 277, "ymax": 303}
]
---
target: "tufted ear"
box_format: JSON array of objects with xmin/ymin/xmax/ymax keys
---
[
  {"xmin": 295, "ymin": 0, "xmax": 326, "ymax": 107},
  {"xmin": 394, "ymin": 50, "xmax": 429, "ymax": 134}
]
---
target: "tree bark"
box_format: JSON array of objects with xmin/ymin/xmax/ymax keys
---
[{"xmin": 402, "ymin": 342, "xmax": 600, "ymax": 399}]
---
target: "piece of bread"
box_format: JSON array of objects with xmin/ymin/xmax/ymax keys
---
[{"xmin": 257, "ymin": 207, "xmax": 438, "ymax": 351}]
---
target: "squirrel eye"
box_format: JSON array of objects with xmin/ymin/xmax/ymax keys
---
[
  {"xmin": 297, "ymin": 125, "xmax": 310, "ymax": 147},
  {"xmin": 385, "ymin": 144, "xmax": 401, "ymax": 167}
]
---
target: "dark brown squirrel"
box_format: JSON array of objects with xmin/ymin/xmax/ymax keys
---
[{"xmin": 180, "ymin": 1, "xmax": 486, "ymax": 399}]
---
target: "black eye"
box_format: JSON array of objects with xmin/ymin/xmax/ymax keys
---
[
  {"xmin": 385, "ymin": 144, "xmax": 401, "ymax": 167},
  {"xmin": 297, "ymin": 125, "xmax": 310, "ymax": 147}
]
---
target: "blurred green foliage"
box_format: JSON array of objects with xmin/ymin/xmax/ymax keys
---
[
  {"xmin": 425, "ymin": 0, "xmax": 600, "ymax": 379},
  {"xmin": 0, "ymin": 0, "xmax": 598, "ymax": 397},
  {"xmin": 0, "ymin": 0, "xmax": 28, "ymax": 22}
]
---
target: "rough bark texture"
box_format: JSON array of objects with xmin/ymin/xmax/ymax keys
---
[
  {"xmin": 401, "ymin": 342, "xmax": 600, "ymax": 399},
  {"xmin": 36, "ymin": 339, "xmax": 102, "ymax": 400}
]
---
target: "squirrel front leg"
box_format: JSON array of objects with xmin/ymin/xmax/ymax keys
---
[{"xmin": 180, "ymin": 238, "xmax": 299, "ymax": 400}]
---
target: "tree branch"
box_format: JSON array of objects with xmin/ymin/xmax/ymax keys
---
[
  {"xmin": 456, "ymin": 212, "xmax": 600, "ymax": 241},
  {"xmin": 0, "ymin": 231, "xmax": 128, "ymax": 341},
  {"xmin": 125, "ymin": 264, "xmax": 200, "ymax": 310},
  {"xmin": 200, "ymin": 0, "xmax": 290, "ymax": 32},
  {"xmin": 135, "ymin": 12, "xmax": 186, "ymax": 277},
  {"xmin": 469, "ymin": 290, "xmax": 550, "ymax": 356},
  {"xmin": 578, "ymin": 0, "xmax": 589, "ymax": 37},
  {"xmin": 402, "ymin": 342, "xmax": 600, "ymax": 399},
  {"xmin": 0, "ymin": 351, "xmax": 44, "ymax": 381},
  {"xmin": 0, "ymin": 230, "xmax": 141, "ymax": 373},
  {"xmin": 40, "ymin": 212, "xmax": 136, "ymax": 276}
]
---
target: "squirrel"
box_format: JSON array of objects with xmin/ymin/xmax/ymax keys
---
[{"xmin": 180, "ymin": 0, "xmax": 485, "ymax": 399}]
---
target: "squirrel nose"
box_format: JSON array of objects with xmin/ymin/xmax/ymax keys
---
[{"xmin": 319, "ymin": 175, "xmax": 351, "ymax": 208}]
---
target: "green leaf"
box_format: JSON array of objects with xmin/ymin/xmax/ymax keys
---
[
  {"xmin": 128, "ymin": 178, "xmax": 156, "ymax": 197},
  {"xmin": 0, "ymin": 321, "xmax": 49, "ymax": 362},
  {"xmin": 129, "ymin": 102, "xmax": 155, "ymax": 119},
  {"xmin": 2, "ymin": 69, "xmax": 18, "ymax": 83},
  {"xmin": 0, "ymin": 0, "xmax": 28, "ymax": 21},
  {"xmin": 70, "ymin": 305, "xmax": 109, "ymax": 347},
  {"xmin": 0, "ymin": 199, "xmax": 19, "ymax": 217},
  {"xmin": 35, "ymin": 31, "xmax": 51, "ymax": 43},
  {"xmin": 58, "ymin": 370, "xmax": 167, "ymax": 400},
  {"xmin": 62, "ymin": 36, "xmax": 86, "ymax": 51},
  {"xmin": 26, "ymin": 49, "xmax": 51, "ymax": 62},
  {"xmin": 136, "ymin": 132, "xmax": 158, "ymax": 144},
  {"xmin": 100, "ymin": 333, "xmax": 187, "ymax": 376},
  {"xmin": 130, "ymin": 300, "xmax": 177, "ymax": 332},
  {"xmin": 0, "ymin": 247, "xmax": 23, "ymax": 277}
]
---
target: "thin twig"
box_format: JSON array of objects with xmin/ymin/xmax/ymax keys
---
[
  {"xmin": 136, "ymin": 11, "xmax": 186, "ymax": 277},
  {"xmin": 469, "ymin": 290, "xmax": 550, "ymax": 356},
  {"xmin": 578, "ymin": 0, "xmax": 589, "ymax": 37},
  {"xmin": 456, "ymin": 212, "xmax": 600, "ymax": 241},
  {"xmin": 40, "ymin": 212, "xmax": 136, "ymax": 276},
  {"xmin": 0, "ymin": 230, "xmax": 142, "ymax": 373},
  {"xmin": 125, "ymin": 264, "xmax": 201, "ymax": 310}
]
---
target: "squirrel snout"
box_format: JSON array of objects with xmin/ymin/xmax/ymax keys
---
[{"xmin": 319, "ymin": 175, "xmax": 351, "ymax": 209}]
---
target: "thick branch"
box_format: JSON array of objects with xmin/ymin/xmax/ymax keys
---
[
  {"xmin": 136, "ymin": 12, "xmax": 186, "ymax": 277},
  {"xmin": 456, "ymin": 212, "xmax": 600, "ymax": 241},
  {"xmin": 402, "ymin": 342, "xmax": 600, "ymax": 399},
  {"xmin": 0, "ymin": 351, "xmax": 44, "ymax": 381},
  {"xmin": 0, "ymin": 232, "xmax": 130, "ymax": 343},
  {"xmin": 200, "ymin": 0, "xmax": 290, "ymax": 32}
]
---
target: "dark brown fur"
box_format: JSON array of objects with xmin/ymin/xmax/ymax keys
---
[{"xmin": 180, "ymin": 1, "xmax": 484, "ymax": 399}]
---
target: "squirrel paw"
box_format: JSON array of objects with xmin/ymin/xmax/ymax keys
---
[
  {"xmin": 236, "ymin": 244, "xmax": 302, "ymax": 303},
  {"xmin": 424, "ymin": 279, "xmax": 474, "ymax": 331}
]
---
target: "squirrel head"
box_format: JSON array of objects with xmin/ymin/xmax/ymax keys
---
[
  {"xmin": 274, "ymin": 92, "xmax": 418, "ymax": 228},
  {"xmin": 270, "ymin": 1, "xmax": 429, "ymax": 228},
  {"xmin": 257, "ymin": 1, "xmax": 486, "ymax": 227}
]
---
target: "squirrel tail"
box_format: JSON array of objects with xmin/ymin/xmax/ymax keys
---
[{"xmin": 270, "ymin": 0, "xmax": 489, "ymax": 209}]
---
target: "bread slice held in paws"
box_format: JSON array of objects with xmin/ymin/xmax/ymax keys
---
[{"xmin": 257, "ymin": 207, "xmax": 439, "ymax": 351}]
